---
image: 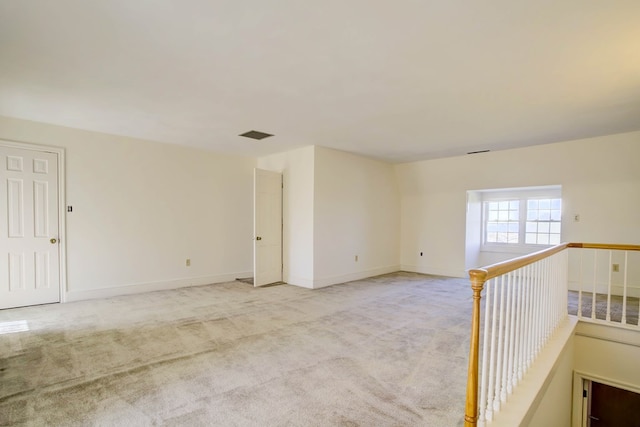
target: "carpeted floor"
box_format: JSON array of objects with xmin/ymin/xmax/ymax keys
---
[{"xmin": 0, "ymin": 272, "xmax": 472, "ymax": 426}]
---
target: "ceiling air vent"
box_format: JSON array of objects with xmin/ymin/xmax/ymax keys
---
[{"xmin": 239, "ymin": 130, "xmax": 274, "ymax": 140}]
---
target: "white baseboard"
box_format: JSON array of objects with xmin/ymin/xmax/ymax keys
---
[
  {"xmin": 285, "ymin": 275, "xmax": 314, "ymax": 289},
  {"xmin": 311, "ymin": 265, "xmax": 400, "ymax": 289},
  {"xmin": 400, "ymin": 264, "xmax": 466, "ymax": 278},
  {"xmin": 64, "ymin": 271, "xmax": 253, "ymax": 302}
]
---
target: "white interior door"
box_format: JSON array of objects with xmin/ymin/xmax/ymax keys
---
[
  {"xmin": 254, "ymin": 168, "xmax": 282, "ymax": 287},
  {"xmin": 0, "ymin": 145, "xmax": 60, "ymax": 309}
]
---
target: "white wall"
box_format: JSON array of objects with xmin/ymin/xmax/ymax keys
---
[
  {"xmin": 465, "ymin": 191, "xmax": 482, "ymax": 271},
  {"xmin": 0, "ymin": 115, "xmax": 255, "ymax": 300},
  {"xmin": 571, "ymin": 323, "xmax": 640, "ymax": 426},
  {"xmin": 524, "ymin": 336, "xmax": 574, "ymax": 427},
  {"xmin": 396, "ymin": 131, "xmax": 640, "ymax": 277},
  {"xmin": 573, "ymin": 323, "xmax": 640, "ymax": 388},
  {"xmin": 257, "ymin": 146, "xmax": 315, "ymax": 288},
  {"xmin": 258, "ymin": 146, "xmax": 401, "ymax": 289},
  {"xmin": 313, "ymin": 146, "xmax": 400, "ymax": 287},
  {"xmin": 5, "ymin": 112, "xmax": 636, "ymax": 299}
]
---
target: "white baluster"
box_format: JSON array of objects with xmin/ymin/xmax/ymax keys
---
[
  {"xmin": 479, "ymin": 279, "xmax": 492, "ymax": 426},
  {"xmin": 543, "ymin": 258, "xmax": 550, "ymax": 339},
  {"xmin": 558, "ymin": 252, "xmax": 563, "ymax": 320},
  {"xmin": 501, "ymin": 273, "xmax": 512, "ymax": 402},
  {"xmin": 485, "ymin": 278, "xmax": 500, "ymax": 422},
  {"xmin": 507, "ymin": 270, "xmax": 517, "ymax": 395},
  {"xmin": 536, "ymin": 260, "xmax": 546, "ymax": 356},
  {"xmin": 543, "ymin": 258, "xmax": 549, "ymax": 342},
  {"xmin": 533, "ymin": 261, "xmax": 541, "ymax": 356},
  {"xmin": 526, "ymin": 263, "xmax": 534, "ymax": 371},
  {"xmin": 552, "ymin": 255, "xmax": 558, "ymax": 327},
  {"xmin": 622, "ymin": 251, "xmax": 628, "ymax": 325},
  {"xmin": 521, "ymin": 264, "xmax": 527, "ymax": 371},
  {"xmin": 578, "ymin": 248, "xmax": 583, "ymax": 318},
  {"xmin": 563, "ymin": 250, "xmax": 569, "ymax": 320},
  {"xmin": 494, "ymin": 275, "xmax": 506, "ymax": 412},
  {"xmin": 592, "ymin": 250, "xmax": 597, "ymax": 320},
  {"xmin": 606, "ymin": 251, "xmax": 612, "ymax": 322},
  {"xmin": 515, "ymin": 268, "xmax": 523, "ymax": 384},
  {"xmin": 539, "ymin": 259, "xmax": 546, "ymax": 351}
]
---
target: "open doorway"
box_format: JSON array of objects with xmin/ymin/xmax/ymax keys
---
[{"xmin": 582, "ymin": 379, "xmax": 640, "ymax": 426}]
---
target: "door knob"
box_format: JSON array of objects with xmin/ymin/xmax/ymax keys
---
[
  {"xmin": 256, "ymin": 236, "xmax": 262, "ymax": 241},
  {"xmin": 50, "ymin": 238, "xmax": 57, "ymax": 244}
]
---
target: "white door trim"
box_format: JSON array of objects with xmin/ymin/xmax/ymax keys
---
[{"xmin": 0, "ymin": 139, "xmax": 67, "ymax": 303}]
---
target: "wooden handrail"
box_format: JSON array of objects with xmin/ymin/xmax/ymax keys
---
[
  {"xmin": 468, "ymin": 243, "xmax": 570, "ymax": 284},
  {"xmin": 463, "ymin": 242, "xmax": 640, "ymax": 426},
  {"xmin": 567, "ymin": 242, "xmax": 640, "ymax": 252}
]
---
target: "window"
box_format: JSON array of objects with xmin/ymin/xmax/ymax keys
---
[
  {"xmin": 486, "ymin": 200, "xmax": 519, "ymax": 244},
  {"xmin": 482, "ymin": 188, "xmax": 562, "ymax": 250},
  {"xmin": 525, "ymin": 198, "xmax": 562, "ymax": 245}
]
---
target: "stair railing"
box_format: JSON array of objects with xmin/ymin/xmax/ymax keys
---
[
  {"xmin": 569, "ymin": 243, "xmax": 640, "ymax": 328},
  {"xmin": 464, "ymin": 243, "xmax": 569, "ymax": 426},
  {"xmin": 464, "ymin": 242, "xmax": 640, "ymax": 426}
]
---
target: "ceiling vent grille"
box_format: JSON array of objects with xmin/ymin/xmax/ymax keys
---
[{"xmin": 239, "ymin": 130, "xmax": 273, "ymax": 140}]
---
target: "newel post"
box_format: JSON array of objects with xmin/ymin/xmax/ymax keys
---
[{"xmin": 464, "ymin": 270, "xmax": 488, "ymax": 427}]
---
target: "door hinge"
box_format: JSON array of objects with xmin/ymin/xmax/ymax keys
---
[{"xmin": 583, "ymin": 389, "xmax": 588, "ymax": 398}]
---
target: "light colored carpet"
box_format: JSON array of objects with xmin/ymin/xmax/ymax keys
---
[{"xmin": 0, "ymin": 272, "xmax": 472, "ymax": 426}]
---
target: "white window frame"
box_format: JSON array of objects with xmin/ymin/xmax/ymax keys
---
[{"xmin": 481, "ymin": 186, "xmax": 562, "ymax": 254}]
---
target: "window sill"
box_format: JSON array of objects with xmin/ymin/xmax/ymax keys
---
[{"xmin": 481, "ymin": 244, "xmax": 553, "ymax": 255}]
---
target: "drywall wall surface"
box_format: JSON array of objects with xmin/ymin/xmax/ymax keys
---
[
  {"xmin": 465, "ymin": 191, "xmax": 482, "ymax": 271},
  {"xmin": 524, "ymin": 335, "xmax": 574, "ymax": 427},
  {"xmin": 574, "ymin": 322, "xmax": 640, "ymax": 389},
  {"xmin": 313, "ymin": 146, "xmax": 400, "ymax": 287},
  {"xmin": 257, "ymin": 146, "xmax": 315, "ymax": 287},
  {"xmin": 0, "ymin": 115, "xmax": 255, "ymax": 299},
  {"xmin": 396, "ymin": 131, "xmax": 640, "ymax": 277}
]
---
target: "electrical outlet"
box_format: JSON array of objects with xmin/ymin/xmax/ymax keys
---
[
  {"xmin": 612, "ymin": 264, "xmax": 619, "ymax": 272},
  {"xmin": 186, "ymin": 259, "xmax": 191, "ymax": 267},
  {"xmin": 355, "ymin": 255, "xmax": 358, "ymax": 262}
]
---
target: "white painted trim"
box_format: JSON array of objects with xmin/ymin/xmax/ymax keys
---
[
  {"xmin": 574, "ymin": 321, "xmax": 640, "ymax": 347},
  {"xmin": 65, "ymin": 271, "xmax": 253, "ymax": 302},
  {"xmin": 311, "ymin": 265, "xmax": 400, "ymax": 289},
  {"xmin": 0, "ymin": 139, "xmax": 67, "ymax": 304},
  {"xmin": 285, "ymin": 275, "xmax": 315, "ymax": 289},
  {"xmin": 401, "ymin": 264, "xmax": 466, "ymax": 278},
  {"xmin": 571, "ymin": 371, "xmax": 587, "ymax": 427}
]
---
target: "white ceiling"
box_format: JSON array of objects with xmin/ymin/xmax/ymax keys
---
[{"xmin": 1, "ymin": 1, "xmax": 639, "ymax": 163}]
